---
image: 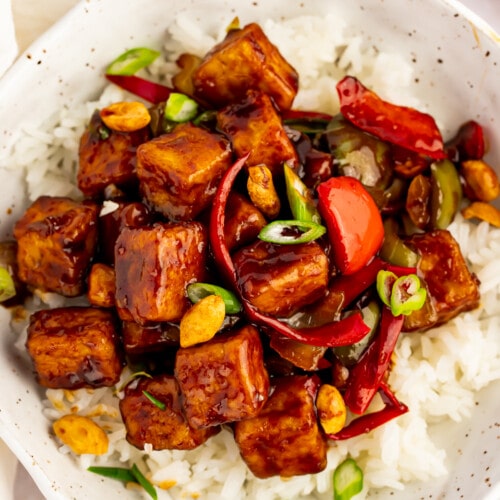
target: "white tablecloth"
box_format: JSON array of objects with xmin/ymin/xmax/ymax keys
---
[{"xmin": 1, "ymin": 0, "xmax": 500, "ymax": 498}]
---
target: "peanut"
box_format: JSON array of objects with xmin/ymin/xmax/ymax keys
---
[
  {"xmin": 247, "ymin": 164, "xmax": 281, "ymax": 219},
  {"xmin": 180, "ymin": 294, "xmax": 226, "ymax": 348},
  {"xmin": 100, "ymin": 101, "xmax": 151, "ymax": 132},
  {"xmin": 53, "ymin": 414, "xmax": 108, "ymax": 455},
  {"xmin": 316, "ymin": 384, "xmax": 347, "ymax": 435},
  {"xmin": 461, "ymin": 159, "xmax": 500, "ymax": 202},
  {"xmin": 462, "ymin": 201, "xmax": 500, "ymax": 227}
]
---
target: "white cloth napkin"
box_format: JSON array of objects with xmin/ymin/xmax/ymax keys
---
[{"xmin": 0, "ymin": 0, "xmax": 18, "ymax": 77}]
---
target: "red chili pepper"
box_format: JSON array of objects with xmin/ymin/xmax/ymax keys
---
[
  {"xmin": 343, "ymin": 307, "xmax": 405, "ymax": 414},
  {"xmin": 317, "ymin": 176, "xmax": 384, "ymax": 275},
  {"xmin": 281, "ymin": 109, "xmax": 334, "ymax": 122},
  {"xmin": 105, "ymin": 74, "xmax": 174, "ymax": 104},
  {"xmin": 445, "ymin": 120, "xmax": 485, "ymax": 162},
  {"xmin": 328, "ymin": 381, "xmax": 408, "ymax": 440},
  {"xmin": 209, "ymin": 155, "xmax": 371, "ymax": 348},
  {"xmin": 336, "ymin": 76, "xmax": 446, "ymax": 160}
]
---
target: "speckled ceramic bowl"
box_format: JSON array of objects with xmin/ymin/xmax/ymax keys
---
[{"xmin": 0, "ymin": 0, "xmax": 499, "ymax": 498}]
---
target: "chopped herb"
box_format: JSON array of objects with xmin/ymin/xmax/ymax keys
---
[
  {"xmin": 333, "ymin": 457, "xmax": 364, "ymax": 500},
  {"xmin": 131, "ymin": 464, "xmax": 157, "ymax": 500},
  {"xmin": 88, "ymin": 465, "xmax": 136, "ymax": 482},
  {"xmin": 187, "ymin": 282, "xmax": 242, "ymax": 314},
  {"xmin": 0, "ymin": 267, "xmax": 16, "ymax": 302},
  {"xmin": 142, "ymin": 390, "xmax": 166, "ymax": 411},
  {"xmin": 106, "ymin": 47, "xmax": 160, "ymax": 76},
  {"xmin": 258, "ymin": 219, "xmax": 326, "ymax": 245}
]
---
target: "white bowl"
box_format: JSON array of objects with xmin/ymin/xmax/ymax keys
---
[{"xmin": 0, "ymin": 0, "xmax": 499, "ymax": 498}]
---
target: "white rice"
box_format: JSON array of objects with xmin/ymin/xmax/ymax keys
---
[{"xmin": 6, "ymin": 11, "xmax": 500, "ymax": 500}]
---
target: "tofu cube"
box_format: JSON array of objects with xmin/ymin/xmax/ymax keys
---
[
  {"xmin": 217, "ymin": 90, "xmax": 299, "ymax": 176},
  {"xmin": 87, "ymin": 263, "xmax": 116, "ymax": 308},
  {"xmin": 175, "ymin": 325, "xmax": 270, "ymax": 429},
  {"xmin": 193, "ymin": 23, "xmax": 298, "ymax": 111},
  {"xmin": 115, "ymin": 222, "xmax": 207, "ymax": 323},
  {"xmin": 98, "ymin": 201, "xmax": 152, "ymax": 265},
  {"xmin": 13, "ymin": 196, "xmax": 98, "ymax": 297},
  {"xmin": 136, "ymin": 122, "xmax": 232, "ymax": 221},
  {"xmin": 233, "ymin": 240, "xmax": 329, "ymax": 317},
  {"xmin": 224, "ymin": 192, "xmax": 266, "ymax": 252},
  {"xmin": 26, "ymin": 307, "xmax": 123, "ymax": 389},
  {"xmin": 234, "ymin": 375, "xmax": 328, "ymax": 478},
  {"xmin": 404, "ymin": 229, "xmax": 480, "ymax": 331},
  {"xmin": 120, "ymin": 374, "xmax": 219, "ymax": 450},
  {"xmin": 78, "ymin": 110, "xmax": 150, "ymax": 197}
]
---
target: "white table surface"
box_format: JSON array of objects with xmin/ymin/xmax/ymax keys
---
[{"xmin": 1, "ymin": 0, "xmax": 500, "ymax": 498}]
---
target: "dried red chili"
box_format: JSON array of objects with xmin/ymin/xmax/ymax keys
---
[
  {"xmin": 336, "ymin": 76, "xmax": 446, "ymax": 160},
  {"xmin": 329, "ymin": 381, "xmax": 408, "ymax": 440},
  {"xmin": 342, "ymin": 306, "xmax": 405, "ymax": 414},
  {"xmin": 105, "ymin": 74, "xmax": 174, "ymax": 104}
]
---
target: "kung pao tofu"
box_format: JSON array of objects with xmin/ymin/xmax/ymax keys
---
[{"xmin": 8, "ymin": 20, "xmax": 495, "ymax": 486}]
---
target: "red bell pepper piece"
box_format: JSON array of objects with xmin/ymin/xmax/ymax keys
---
[
  {"xmin": 328, "ymin": 381, "xmax": 408, "ymax": 440},
  {"xmin": 317, "ymin": 176, "xmax": 384, "ymax": 275},
  {"xmin": 105, "ymin": 74, "xmax": 174, "ymax": 104},
  {"xmin": 336, "ymin": 76, "xmax": 446, "ymax": 160},
  {"xmin": 343, "ymin": 306, "xmax": 405, "ymax": 414},
  {"xmin": 209, "ymin": 155, "xmax": 371, "ymax": 348}
]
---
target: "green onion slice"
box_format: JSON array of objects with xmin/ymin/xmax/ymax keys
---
[
  {"xmin": 0, "ymin": 267, "xmax": 16, "ymax": 302},
  {"xmin": 131, "ymin": 464, "xmax": 158, "ymax": 500},
  {"xmin": 87, "ymin": 466, "xmax": 136, "ymax": 482},
  {"xmin": 164, "ymin": 92, "xmax": 198, "ymax": 122},
  {"xmin": 284, "ymin": 163, "xmax": 321, "ymax": 224},
  {"xmin": 376, "ymin": 270, "xmax": 427, "ymax": 316},
  {"xmin": 333, "ymin": 457, "xmax": 364, "ymax": 500},
  {"xmin": 106, "ymin": 47, "xmax": 160, "ymax": 76},
  {"xmin": 187, "ymin": 282, "xmax": 242, "ymax": 314},
  {"xmin": 142, "ymin": 390, "xmax": 166, "ymax": 411},
  {"xmin": 258, "ymin": 219, "xmax": 326, "ymax": 245}
]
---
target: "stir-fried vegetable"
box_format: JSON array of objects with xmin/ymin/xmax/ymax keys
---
[
  {"xmin": 258, "ymin": 219, "xmax": 326, "ymax": 244},
  {"xmin": 333, "ymin": 457, "xmax": 364, "ymax": 500},
  {"xmin": 0, "ymin": 267, "xmax": 16, "ymax": 302},
  {"xmin": 106, "ymin": 47, "xmax": 161, "ymax": 76}
]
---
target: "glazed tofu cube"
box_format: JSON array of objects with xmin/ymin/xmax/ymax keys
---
[
  {"xmin": 404, "ymin": 229, "xmax": 480, "ymax": 331},
  {"xmin": 192, "ymin": 23, "xmax": 298, "ymax": 111},
  {"xmin": 87, "ymin": 263, "xmax": 115, "ymax": 308},
  {"xmin": 77, "ymin": 110, "xmax": 150, "ymax": 198},
  {"xmin": 98, "ymin": 201, "xmax": 153, "ymax": 265},
  {"xmin": 115, "ymin": 222, "xmax": 207, "ymax": 323},
  {"xmin": 234, "ymin": 375, "xmax": 328, "ymax": 478},
  {"xmin": 120, "ymin": 374, "xmax": 219, "ymax": 450},
  {"xmin": 233, "ymin": 240, "xmax": 329, "ymax": 317},
  {"xmin": 121, "ymin": 321, "xmax": 180, "ymax": 355},
  {"xmin": 26, "ymin": 307, "xmax": 123, "ymax": 389},
  {"xmin": 175, "ymin": 325, "xmax": 270, "ymax": 429},
  {"xmin": 217, "ymin": 90, "xmax": 299, "ymax": 176},
  {"xmin": 13, "ymin": 196, "xmax": 98, "ymax": 297},
  {"xmin": 136, "ymin": 122, "xmax": 232, "ymax": 221},
  {"xmin": 224, "ymin": 192, "xmax": 266, "ymax": 252}
]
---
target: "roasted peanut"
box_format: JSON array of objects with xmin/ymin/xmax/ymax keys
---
[
  {"xmin": 100, "ymin": 101, "xmax": 151, "ymax": 132},
  {"xmin": 461, "ymin": 159, "xmax": 500, "ymax": 202},
  {"xmin": 247, "ymin": 165, "xmax": 281, "ymax": 219},
  {"xmin": 316, "ymin": 384, "xmax": 346, "ymax": 435},
  {"xmin": 179, "ymin": 294, "xmax": 226, "ymax": 347},
  {"xmin": 462, "ymin": 201, "xmax": 500, "ymax": 227},
  {"xmin": 53, "ymin": 414, "xmax": 108, "ymax": 455}
]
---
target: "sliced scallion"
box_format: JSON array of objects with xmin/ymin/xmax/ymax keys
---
[
  {"xmin": 131, "ymin": 464, "xmax": 158, "ymax": 500},
  {"xmin": 106, "ymin": 47, "xmax": 160, "ymax": 76},
  {"xmin": 258, "ymin": 219, "xmax": 326, "ymax": 245},
  {"xmin": 87, "ymin": 465, "xmax": 136, "ymax": 482},
  {"xmin": 333, "ymin": 457, "xmax": 364, "ymax": 500},
  {"xmin": 187, "ymin": 282, "xmax": 242, "ymax": 314},
  {"xmin": 164, "ymin": 92, "xmax": 198, "ymax": 122},
  {"xmin": 284, "ymin": 163, "xmax": 321, "ymax": 224},
  {"xmin": 0, "ymin": 267, "xmax": 16, "ymax": 302},
  {"xmin": 142, "ymin": 390, "xmax": 166, "ymax": 411}
]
